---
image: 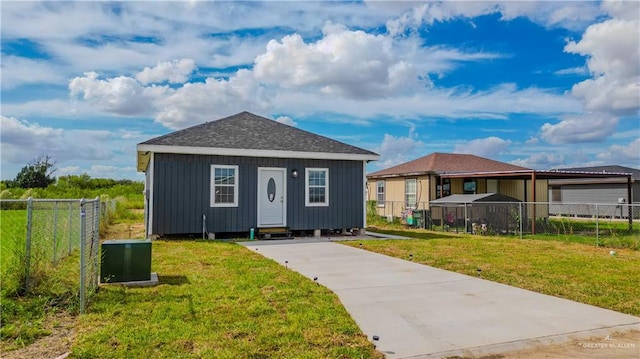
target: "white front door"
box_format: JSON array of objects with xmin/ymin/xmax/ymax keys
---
[{"xmin": 257, "ymin": 168, "xmax": 286, "ymax": 227}]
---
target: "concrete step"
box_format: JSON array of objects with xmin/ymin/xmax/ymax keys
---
[{"xmin": 258, "ymin": 227, "xmax": 292, "ymax": 239}]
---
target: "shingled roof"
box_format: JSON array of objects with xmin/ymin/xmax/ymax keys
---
[
  {"xmin": 368, "ymin": 152, "xmax": 529, "ymax": 178},
  {"xmin": 138, "ymin": 112, "xmax": 378, "ymax": 161}
]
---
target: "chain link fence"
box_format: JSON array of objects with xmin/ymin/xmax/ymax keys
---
[
  {"xmin": 0, "ymin": 197, "xmax": 107, "ymax": 313},
  {"xmin": 368, "ymin": 200, "xmax": 640, "ymax": 248}
]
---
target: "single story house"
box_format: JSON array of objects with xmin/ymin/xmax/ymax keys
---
[
  {"xmin": 366, "ymin": 153, "xmax": 545, "ymax": 217},
  {"xmin": 366, "ymin": 153, "xmax": 634, "ymax": 233},
  {"xmin": 137, "ymin": 112, "xmax": 379, "ymax": 238}
]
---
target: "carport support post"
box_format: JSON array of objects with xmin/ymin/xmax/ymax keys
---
[{"xmin": 531, "ymin": 171, "xmax": 536, "ymax": 235}]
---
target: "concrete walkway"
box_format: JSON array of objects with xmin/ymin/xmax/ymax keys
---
[{"xmin": 240, "ymin": 239, "xmax": 639, "ymax": 358}]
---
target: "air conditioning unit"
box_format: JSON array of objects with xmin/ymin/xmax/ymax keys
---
[{"xmin": 100, "ymin": 239, "xmax": 152, "ymax": 283}]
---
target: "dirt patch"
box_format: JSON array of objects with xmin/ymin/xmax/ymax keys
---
[
  {"xmin": 1, "ymin": 312, "xmax": 76, "ymax": 359},
  {"xmin": 452, "ymin": 330, "xmax": 640, "ymax": 359},
  {"xmin": 103, "ymin": 221, "xmax": 146, "ymax": 240}
]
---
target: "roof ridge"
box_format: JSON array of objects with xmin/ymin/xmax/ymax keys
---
[
  {"xmin": 368, "ymin": 152, "xmax": 530, "ymax": 177},
  {"xmin": 138, "ymin": 111, "xmax": 378, "ymax": 157}
]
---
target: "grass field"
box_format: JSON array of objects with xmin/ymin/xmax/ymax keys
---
[
  {"xmin": 1, "ymin": 206, "xmax": 84, "ymax": 350},
  {"xmin": 71, "ymin": 240, "xmax": 381, "ymax": 358},
  {"xmin": 342, "ymin": 233, "xmax": 640, "ymax": 316},
  {"xmin": 1, "ymin": 208, "xmax": 80, "ymax": 272},
  {"xmin": 0, "ymin": 210, "xmax": 28, "ymax": 272}
]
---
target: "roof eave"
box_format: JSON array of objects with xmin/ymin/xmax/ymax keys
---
[
  {"xmin": 441, "ymin": 170, "xmax": 633, "ymax": 180},
  {"xmin": 367, "ymin": 171, "xmax": 434, "ymax": 179},
  {"xmin": 137, "ymin": 144, "xmax": 379, "ymax": 162}
]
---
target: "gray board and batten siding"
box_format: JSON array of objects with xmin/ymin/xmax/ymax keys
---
[{"xmin": 151, "ymin": 153, "xmax": 365, "ymax": 235}]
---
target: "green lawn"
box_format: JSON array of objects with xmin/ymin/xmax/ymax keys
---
[
  {"xmin": 343, "ymin": 234, "xmax": 640, "ymax": 316},
  {"xmin": 71, "ymin": 241, "xmax": 381, "ymax": 358}
]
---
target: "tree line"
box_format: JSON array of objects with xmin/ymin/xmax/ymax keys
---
[{"xmin": 1, "ymin": 155, "xmax": 143, "ymax": 200}]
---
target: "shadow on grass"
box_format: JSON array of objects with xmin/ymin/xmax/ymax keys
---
[
  {"xmin": 157, "ymin": 275, "xmax": 190, "ymax": 286},
  {"xmin": 367, "ymin": 226, "xmax": 461, "ymax": 240}
]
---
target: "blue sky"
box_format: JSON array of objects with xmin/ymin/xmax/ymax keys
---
[{"xmin": 1, "ymin": 1, "xmax": 639, "ymax": 180}]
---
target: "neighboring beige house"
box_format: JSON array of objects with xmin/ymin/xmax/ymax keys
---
[
  {"xmin": 366, "ymin": 153, "xmax": 634, "ymax": 234},
  {"xmin": 366, "ymin": 153, "xmax": 548, "ymax": 217}
]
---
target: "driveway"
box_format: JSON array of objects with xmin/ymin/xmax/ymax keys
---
[{"xmin": 240, "ymin": 239, "xmax": 640, "ymax": 358}]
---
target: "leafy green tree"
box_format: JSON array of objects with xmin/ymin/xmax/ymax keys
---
[{"xmin": 13, "ymin": 155, "xmax": 57, "ymax": 189}]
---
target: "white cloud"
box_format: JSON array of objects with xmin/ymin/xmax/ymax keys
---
[
  {"xmin": 554, "ymin": 66, "xmax": 588, "ymax": 76},
  {"xmin": 135, "ymin": 59, "xmax": 196, "ymax": 85},
  {"xmin": 69, "ymin": 71, "xmax": 160, "ymax": 116},
  {"xmin": 497, "ymin": 1, "xmax": 601, "ymax": 30},
  {"xmin": 1, "ymin": 115, "xmax": 116, "ymax": 166},
  {"xmin": 0, "ymin": 55, "xmax": 66, "ymax": 89},
  {"xmin": 271, "ymin": 83, "xmax": 580, "ymax": 122},
  {"xmin": 86, "ymin": 165, "xmax": 138, "ymax": 178},
  {"xmin": 0, "ymin": 115, "xmax": 145, "ymax": 180},
  {"xmin": 0, "ymin": 2, "xmax": 391, "ymax": 90},
  {"xmin": 57, "ymin": 166, "xmax": 82, "ymax": 177},
  {"xmin": 0, "ymin": 116, "xmax": 63, "ymax": 153},
  {"xmin": 540, "ymin": 113, "xmax": 618, "ymax": 145},
  {"xmin": 63, "ymin": 25, "xmax": 532, "ymax": 130},
  {"xmin": 453, "ymin": 137, "xmax": 511, "ymax": 158},
  {"xmin": 597, "ymin": 138, "xmax": 640, "ymax": 163},
  {"xmin": 565, "ymin": 1, "xmax": 640, "ymax": 116},
  {"xmin": 254, "ymin": 22, "xmax": 420, "ymax": 99},
  {"xmin": 375, "ymin": 129, "xmax": 424, "ymax": 169},
  {"xmin": 67, "ymin": 68, "xmax": 267, "ymax": 130},
  {"xmin": 385, "ymin": 2, "xmax": 498, "ymax": 36},
  {"xmin": 1, "ymin": 99, "xmax": 96, "ymax": 119},
  {"xmin": 154, "ymin": 69, "xmax": 268, "ymax": 129},
  {"xmin": 274, "ymin": 116, "xmax": 297, "ymax": 127},
  {"xmin": 385, "ymin": 1, "xmax": 601, "ymax": 36},
  {"xmin": 511, "ymin": 153, "xmax": 567, "ymax": 169}
]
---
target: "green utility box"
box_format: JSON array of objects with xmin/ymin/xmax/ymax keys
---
[{"xmin": 100, "ymin": 240, "xmax": 152, "ymax": 283}]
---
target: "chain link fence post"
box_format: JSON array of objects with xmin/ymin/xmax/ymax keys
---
[
  {"xmin": 519, "ymin": 202, "xmax": 523, "ymax": 239},
  {"xmin": 595, "ymin": 203, "xmax": 599, "ymax": 247},
  {"xmin": 24, "ymin": 197, "xmax": 33, "ymax": 294},
  {"xmin": 67, "ymin": 202, "xmax": 73, "ymax": 256},
  {"xmin": 52, "ymin": 201, "xmax": 59, "ymax": 264},
  {"xmin": 79, "ymin": 198, "xmax": 87, "ymax": 313},
  {"xmin": 93, "ymin": 197, "xmax": 101, "ymax": 290}
]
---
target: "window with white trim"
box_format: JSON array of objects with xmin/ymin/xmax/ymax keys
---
[
  {"xmin": 210, "ymin": 165, "xmax": 238, "ymax": 207},
  {"xmin": 305, "ymin": 168, "xmax": 329, "ymax": 206},
  {"xmin": 376, "ymin": 180, "xmax": 385, "ymax": 206},
  {"xmin": 405, "ymin": 178, "xmax": 417, "ymax": 209}
]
